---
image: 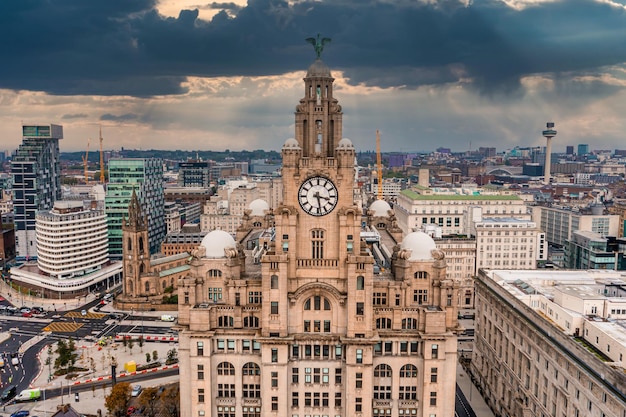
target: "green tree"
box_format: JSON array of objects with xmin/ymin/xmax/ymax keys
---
[
  {"xmin": 146, "ymin": 353, "xmax": 151, "ymax": 363},
  {"xmin": 54, "ymin": 339, "xmax": 78, "ymax": 374},
  {"xmin": 152, "ymin": 350, "xmax": 158, "ymax": 362},
  {"xmin": 166, "ymin": 348, "xmax": 178, "ymax": 365},
  {"xmin": 105, "ymin": 382, "xmax": 130, "ymax": 417}
]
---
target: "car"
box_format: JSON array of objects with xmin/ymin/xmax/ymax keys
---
[
  {"xmin": 31, "ymin": 306, "xmax": 44, "ymax": 313},
  {"xmin": 126, "ymin": 406, "xmax": 136, "ymax": 415},
  {"xmin": 10, "ymin": 411, "xmax": 29, "ymax": 417},
  {"xmin": 21, "ymin": 312, "xmax": 32, "ymax": 318},
  {"xmin": 6, "ymin": 306, "xmax": 18, "ymax": 314},
  {"xmin": 19, "ymin": 307, "xmax": 30, "ymax": 314},
  {"xmin": 131, "ymin": 385, "xmax": 142, "ymax": 397},
  {"xmin": 160, "ymin": 315, "xmax": 175, "ymax": 322},
  {"xmin": 81, "ymin": 309, "xmax": 87, "ymax": 316},
  {"xmin": 1, "ymin": 385, "xmax": 17, "ymax": 402}
]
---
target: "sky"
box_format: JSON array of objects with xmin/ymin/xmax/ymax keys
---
[{"xmin": 1, "ymin": 0, "xmax": 626, "ymax": 154}]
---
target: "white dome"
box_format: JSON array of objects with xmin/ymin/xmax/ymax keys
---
[
  {"xmin": 369, "ymin": 200, "xmax": 392, "ymax": 217},
  {"xmin": 400, "ymin": 231, "xmax": 437, "ymax": 261},
  {"xmin": 200, "ymin": 230, "xmax": 236, "ymax": 258},
  {"xmin": 249, "ymin": 199, "xmax": 269, "ymax": 216},
  {"xmin": 282, "ymin": 138, "xmax": 300, "ymax": 149},
  {"xmin": 337, "ymin": 138, "xmax": 354, "ymax": 149}
]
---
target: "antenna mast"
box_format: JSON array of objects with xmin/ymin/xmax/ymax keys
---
[
  {"xmin": 376, "ymin": 130, "xmax": 383, "ymax": 200},
  {"xmin": 99, "ymin": 127, "xmax": 105, "ymax": 183}
]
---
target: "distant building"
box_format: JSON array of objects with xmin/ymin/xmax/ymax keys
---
[
  {"xmin": 565, "ymin": 230, "xmax": 626, "ymax": 270},
  {"xmin": 578, "ymin": 143, "xmax": 590, "ymax": 155},
  {"xmin": 531, "ymin": 205, "xmax": 620, "ymax": 247},
  {"xmin": 178, "ymin": 161, "xmax": 213, "ymax": 188},
  {"xmin": 11, "ymin": 124, "xmax": 63, "ymax": 260},
  {"xmin": 9, "ymin": 200, "xmax": 122, "ymax": 298},
  {"xmin": 105, "ymin": 158, "xmax": 166, "ymax": 258},
  {"xmin": 566, "ymin": 145, "xmax": 574, "ymax": 155},
  {"xmin": 472, "ymin": 269, "xmax": 626, "ymax": 417}
]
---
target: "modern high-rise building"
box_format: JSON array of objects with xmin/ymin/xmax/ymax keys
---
[
  {"xmin": 105, "ymin": 158, "xmax": 166, "ymax": 258},
  {"xmin": 177, "ymin": 51, "xmax": 461, "ymax": 417},
  {"xmin": 178, "ymin": 161, "xmax": 213, "ymax": 188},
  {"xmin": 578, "ymin": 143, "xmax": 590, "ymax": 156},
  {"xmin": 11, "ymin": 124, "xmax": 63, "ymax": 260}
]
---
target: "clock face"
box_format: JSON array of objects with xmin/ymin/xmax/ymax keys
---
[{"xmin": 298, "ymin": 176, "xmax": 338, "ymax": 216}]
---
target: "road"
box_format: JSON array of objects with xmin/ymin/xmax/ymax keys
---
[{"xmin": 455, "ymin": 383, "xmax": 477, "ymax": 417}]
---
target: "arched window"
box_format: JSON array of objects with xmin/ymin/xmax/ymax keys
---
[
  {"xmin": 139, "ymin": 237, "xmax": 144, "ymax": 254},
  {"xmin": 373, "ymin": 364, "xmax": 392, "ymax": 400},
  {"xmin": 218, "ymin": 316, "xmax": 234, "ymax": 327},
  {"xmin": 217, "ymin": 362, "xmax": 235, "ymax": 376},
  {"xmin": 139, "ymin": 264, "xmax": 145, "ymax": 274},
  {"xmin": 374, "ymin": 364, "xmax": 392, "ymax": 378},
  {"xmin": 399, "ymin": 364, "xmax": 418, "ymax": 400},
  {"xmin": 208, "ymin": 269, "xmax": 222, "ymax": 278},
  {"xmin": 356, "ymin": 276, "xmax": 364, "ymax": 290},
  {"xmin": 243, "ymin": 316, "xmax": 259, "ymax": 328},
  {"xmin": 127, "ymin": 237, "xmax": 132, "ymax": 251},
  {"xmin": 253, "ymin": 221, "xmax": 262, "ymax": 227},
  {"xmin": 242, "ymin": 362, "xmax": 261, "ymax": 376},
  {"xmin": 402, "ymin": 318, "xmax": 418, "ymax": 330},
  {"xmin": 414, "ymin": 271, "xmax": 428, "ymax": 279},
  {"xmin": 376, "ymin": 318, "xmax": 392, "ymax": 329},
  {"xmin": 399, "ymin": 364, "xmax": 418, "ymax": 378},
  {"xmin": 144, "ymin": 281, "xmax": 150, "ymax": 292},
  {"xmin": 303, "ymin": 296, "xmax": 331, "ymax": 311},
  {"xmin": 162, "ymin": 281, "xmax": 166, "ymax": 289}
]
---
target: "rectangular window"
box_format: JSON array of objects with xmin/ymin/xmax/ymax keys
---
[
  {"xmin": 271, "ymin": 371, "xmax": 278, "ymax": 387},
  {"xmin": 197, "ymin": 364, "xmax": 204, "ymax": 380},
  {"xmin": 292, "ymin": 392, "xmax": 299, "ymax": 407},
  {"xmin": 272, "ymin": 397, "xmax": 278, "ymax": 411},
  {"xmin": 356, "ymin": 302, "xmax": 364, "ymax": 315},
  {"xmin": 271, "ymin": 301, "xmax": 279, "ymax": 315},
  {"xmin": 431, "ymin": 344, "xmax": 439, "ymax": 359},
  {"xmin": 356, "ymin": 397, "xmax": 362, "ymax": 412},
  {"xmin": 197, "ymin": 341, "xmax": 204, "ymax": 356},
  {"xmin": 271, "ymin": 275, "xmax": 279, "ymax": 289},
  {"xmin": 431, "ymin": 367, "xmax": 438, "ymax": 383},
  {"xmin": 292, "ymin": 367, "xmax": 299, "ymax": 384},
  {"xmin": 356, "ymin": 349, "xmax": 363, "ymax": 364},
  {"xmin": 356, "ymin": 372, "xmax": 363, "ymax": 388},
  {"xmin": 335, "ymin": 368, "xmax": 342, "ymax": 384},
  {"xmin": 271, "ymin": 348, "xmax": 278, "ymax": 363},
  {"xmin": 198, "ymin": 388, "xmax": 205, "ymax": 403},
  {"xmin": 430, "ymin": 391, "xmax": 437, "ymax": 406}
]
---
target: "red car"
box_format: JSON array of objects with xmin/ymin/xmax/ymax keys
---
[
  {"xmin": 22, "ymin": 312, "xmax": 32, "ymax": 318},
  {"xmin": 126, "ymin": 406, "xmax": 136, "ymax": 415}
]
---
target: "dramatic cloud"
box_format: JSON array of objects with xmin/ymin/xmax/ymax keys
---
[{"xmin": 0, "ymin": 0, "xmax": 625, "ymax": 153}]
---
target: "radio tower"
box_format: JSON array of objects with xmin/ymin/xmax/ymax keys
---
[{"xmin": 542, "ymin": 122, "xmax": 557, "ymax": 185}]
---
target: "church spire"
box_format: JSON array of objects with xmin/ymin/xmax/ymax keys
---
[{"xmin": 125, "ymin": 189, "xmax": 146, "ymax": 229}]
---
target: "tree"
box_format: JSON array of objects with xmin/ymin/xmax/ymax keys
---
[
  {"xmin": 152, "ymin": 350, "xmax": 158, "ymax": 362},
  {"xmin": 105, "ymin": 382, "xmax": 130, "ymax": 417},
  {"xmin": 138, "ymin": 336, "xmax": 144, "ymax": 352},
  {"xmin": 166, "ymin": 348, "xmax": 178, "ymax": 365},
  {"xmin": 127, "ymin": 338, "xmax": 134, "ymax": 353},
  {"xmin": 138, "ymin": 387, "xmax": 159, "ymax": 417},
  {"xmin": 160, "ymin": 385, "xmax": 180, "ymax": 417},
  {"xmin": 146, "ymin": 353, "xmax": 151, "ymax": 363},
  {"xmin": 54, "ymin": 339, "xmax": 78, "ymax": 375}
]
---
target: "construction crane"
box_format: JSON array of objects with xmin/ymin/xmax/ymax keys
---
[
  {"xmin": 99, "ymin": 126, "xmax": 105, "ymax": 183},
  {"xmin": 82, "ymin": 138, "xmax": 90, "ymax": 184},
  {"xmin": 376, "ymin": 129, "xmax": 383, "ymax": 200}
]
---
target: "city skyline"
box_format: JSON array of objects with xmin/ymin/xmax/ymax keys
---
[{"xmin": 1, "ymin": 0, "xmax": 626, "ymax": 153}]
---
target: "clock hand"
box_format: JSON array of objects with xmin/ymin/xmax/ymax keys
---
[{"xmin": 314, "ymin": 192, "xmax": 322, "ymax": 208}]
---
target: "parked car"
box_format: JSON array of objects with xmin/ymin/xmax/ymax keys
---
[
  {"xmin": 21, "ymin": 312, "xmax": 32, "ymax": 318},
  {"xmin": 10, "ymin": 410, "xmax": 29, "ymax": 417},
  {"xmin": 131, "ymin": 385, "xmax": 142, "ymax": 397},
  {"xmin": 1, "ymin": 385, "xmax": 17, "ymax": 402},
  {"xmin": 19, "ymin": 307, "xmax": 30, "ymax": 314}
]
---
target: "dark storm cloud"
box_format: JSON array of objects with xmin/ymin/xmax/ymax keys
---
[
  {"xmin": 0, "ymin": 0, "xmax": 625, "ymax": 96},
  {"xmin": 61, "ymin": 113, "xmax": 89, "ymax": 120},
  {"xmin": 100, "ymin": 113, "xmax": 140, "ymax": 122}
]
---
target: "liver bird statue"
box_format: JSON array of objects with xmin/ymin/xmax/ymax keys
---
[{"xmin": 306, "ymin": 34, "xmax": 331, "ymax": 59}]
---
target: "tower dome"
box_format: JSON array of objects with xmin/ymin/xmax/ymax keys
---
[
  {"xmin": 306, "ymin": 59, "xmax": 332, "ymax": 77},
  {"xmin": 336, "ymin": 138, "xmax": 354, "ymax": 149},
  {"xmin": 249, "ymin": 199, "xmax": 269, "ymax": 216},
  {"xmin": 369, "ymin": 200, "xmax": 392, "ymax": 217},
  {"xmin": 200, "ymin": 230, "xmax": 236, "ymax": 259},
  {"xmin": 282, "ymin": 138, "xmax": 300, "ymax": 150},
  {"xmin": 400, "ymin": 231, "xmax": 437, "ymax": 261}
]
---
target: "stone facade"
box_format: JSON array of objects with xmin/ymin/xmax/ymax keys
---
[{"xmin": 177, "ymin": 55, "xmax": 461, "ymax": 417}]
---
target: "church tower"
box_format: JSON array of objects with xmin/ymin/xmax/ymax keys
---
[{"xmin": 122, "ymin": 190, "xmax": 149, "ymax": 298}]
